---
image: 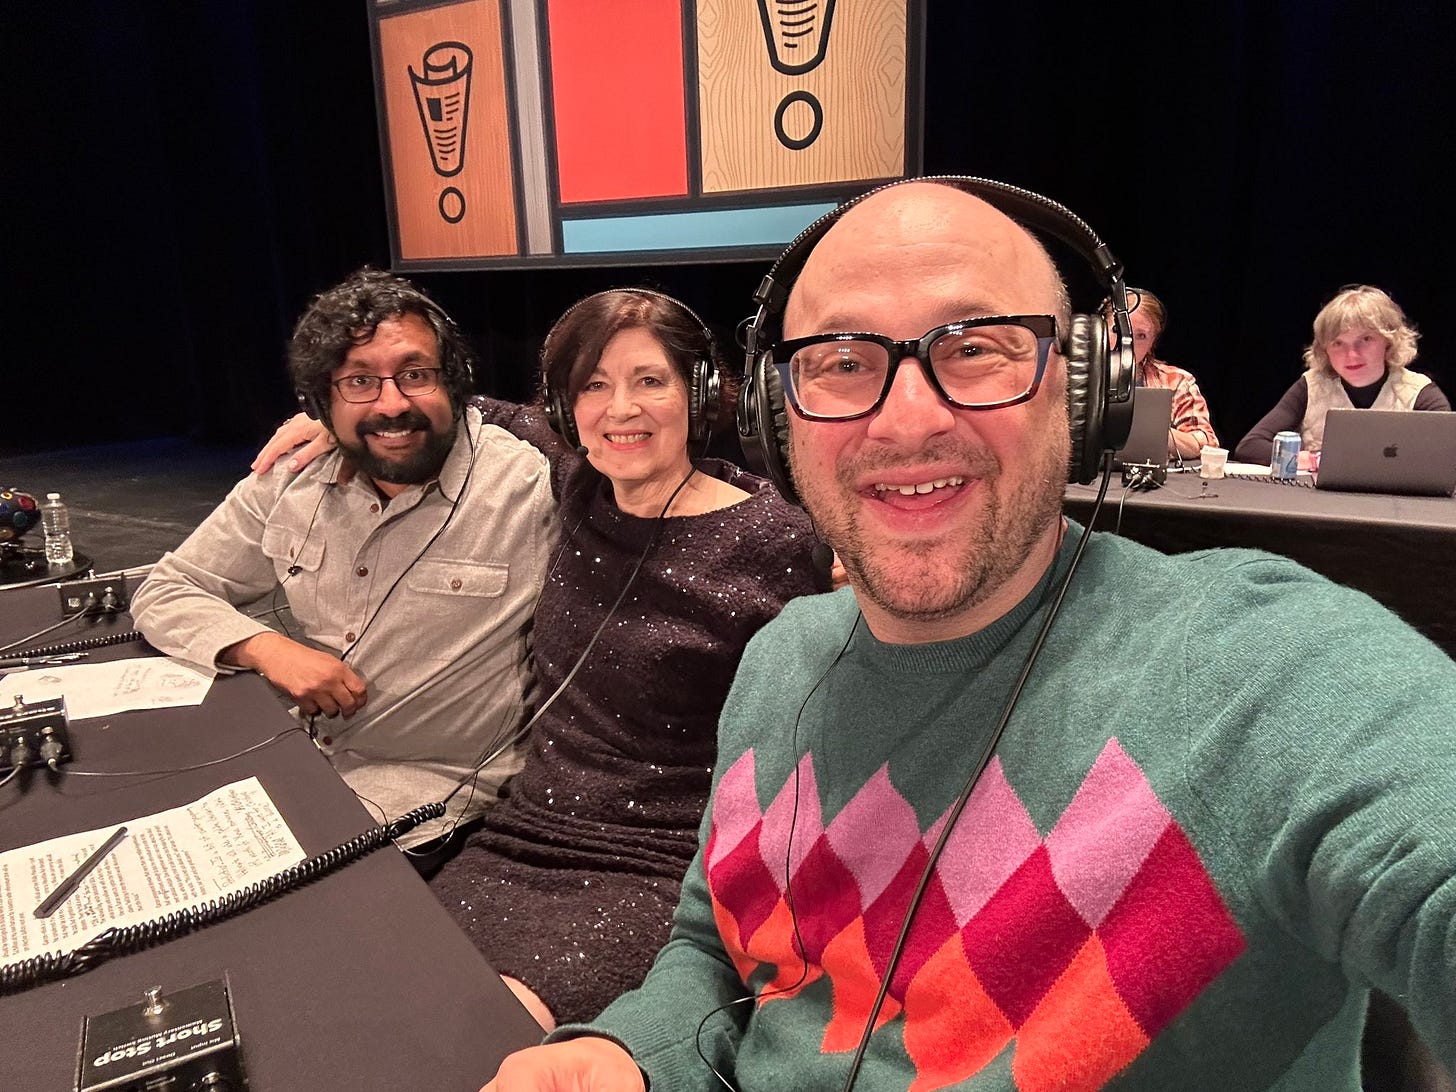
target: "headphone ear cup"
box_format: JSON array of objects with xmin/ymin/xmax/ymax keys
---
[
  {"xmin": 1063, "ymin": 313, "xmax": 1135, "ymax": 484},
  {"xmin": 544, "ymin": 383, "xmax": 580, "ymax": 451},
  {"xmin": 452, "ymin": 357, "xmax": 476, "ymax": 411},
  {"xmin": 298, "ymin": 389, "xmax": 327, "ymax": 424},
  {"xmin": 688, "ymin": 358, "xmax": 722, "ymax": 445},
  {"xmin": 1063, "ymin": 313, "xmax": 1105, "ymax": 485},
  {"xmin": 736, "ymin": 353, "xmax": 799, "ymax": 504},
  {"xmin": 688, "ymin": 358, "xmax": 704, "ymax": 444}
]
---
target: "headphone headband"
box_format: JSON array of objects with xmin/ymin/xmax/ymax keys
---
[
  {"xmin": 736, "ymin": 175, "xmax": 1138, "ymax": 503},
  {"xmin": 542, "ymin": 288, "xmax": 722, "ymax": 450},
  {"xmin": 296, "ymin": 280, "xmax": 476, "ymax": 425},
  {"xmin": 744, "ymin": 176, "xmax": 1132, "ymax": 374}
]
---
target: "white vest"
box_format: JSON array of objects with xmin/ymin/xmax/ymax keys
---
[{"xmin": 1300, "ymin": 368, "xmax": 1432, "ymax": 451}]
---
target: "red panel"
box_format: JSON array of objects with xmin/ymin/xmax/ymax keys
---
[{"xmin": 547, "ymin": 0, "xmax": 688, "ymax": 203}]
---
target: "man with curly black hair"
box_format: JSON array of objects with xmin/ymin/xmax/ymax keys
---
[{"xmin": 133, "ymin": 269, "xmax": 556, "ymax": 858}]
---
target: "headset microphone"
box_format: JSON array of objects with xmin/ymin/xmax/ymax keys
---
[{"xmin": 575, "ymin": 444, "xmax": 589, "ymax": 457}]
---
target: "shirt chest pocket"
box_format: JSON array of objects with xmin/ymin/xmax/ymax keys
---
[
  {"xmin": 259, "ymin": 524, "xmax": 328, "ymax": 630},
  {"xmin": 404, "ymin": 559, "xmax": 509, "ymax": 599},
  {"xmin": 261, "ymin": 524, "xmax": 326, "ymax": 580},
  {"xmin": 402, "ymin": 559, "xmax": 513, "ymax": 662}
]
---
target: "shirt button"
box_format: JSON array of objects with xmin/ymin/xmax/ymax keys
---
[
  {"xmin": 345, "ymin": 631, "xmax": 356, "ymax": 643},
  {"xmin": 369, "ymin": 503, "xmax": 380, "ymax": 514},
  {"xmin": 356, "ymin": 566, "xmax": 368, "ymax": 577},
  {"xmin": 321, "ymin": 736, "xmax": 333, "ymax": 746},
  {"xmin": 450, "ymin": 578, "xmax": 462, "ymax": 591}
]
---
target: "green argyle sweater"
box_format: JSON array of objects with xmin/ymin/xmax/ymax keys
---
[{"xmin": 574, "ymin": 524, "xmax": 1456, "ymax": 1091}]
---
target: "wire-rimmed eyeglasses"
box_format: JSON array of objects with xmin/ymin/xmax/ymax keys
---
[
  {"xmin": 770, "ymin": 315, "xmax": 1061, "ymax": 421},
  {"xmin": 331, "ymin": 367, "xmax": 443, "ymax": 404}
]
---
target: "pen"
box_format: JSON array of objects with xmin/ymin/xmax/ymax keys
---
[
  {"xmin": 34, "ymin": 825, "xmax": 128, "ymax": 919},
  {"xmin": 0, "ymin": 653, "xmax": 84, "ymax": 669}
]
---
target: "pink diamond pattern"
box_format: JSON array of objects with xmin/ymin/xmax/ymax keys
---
[{"xmin": 705, "ymin": 738, "xmax": 1246, "ymax": 1091}]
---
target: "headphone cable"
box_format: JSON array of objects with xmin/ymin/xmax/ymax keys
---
[
  {"xmin": 441, "ymin": 461, "xmax": 700, "ymax": 809},
  {"xmin": 836, "ymin": 455, "xmax": 1116, "ymax": 1092}
]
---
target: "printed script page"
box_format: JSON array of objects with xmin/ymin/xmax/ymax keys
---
[{"xmin": 0, "ymin": 777, "xmax": 306, "ymax": 963}]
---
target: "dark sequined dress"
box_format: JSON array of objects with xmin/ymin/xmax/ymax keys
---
[{"xmin": 431, "ymin": 401, "xmax": 825, "ymax": 1023}]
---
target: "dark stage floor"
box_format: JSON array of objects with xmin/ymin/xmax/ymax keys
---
[{"xmin": 3, "ymin": 437, "xmax": 256, "ymax": 577}]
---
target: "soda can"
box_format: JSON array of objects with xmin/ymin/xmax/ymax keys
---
[{"xmin": 1271, "ymin": 431, "xmax": 1301, "ymax": 479}]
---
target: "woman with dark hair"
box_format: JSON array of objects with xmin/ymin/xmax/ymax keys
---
[{"xmin": 256, "ymin": 288, "xmax": 829, "ymax": 1029}]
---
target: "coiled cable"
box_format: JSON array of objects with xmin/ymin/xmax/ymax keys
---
[
  {"xmin": 6, "ymin": 629, "xmax": 145, "ymax": 659},
  {"xmin": 0, "ymin": 801, "xmax": 444, "ymax": 995}
]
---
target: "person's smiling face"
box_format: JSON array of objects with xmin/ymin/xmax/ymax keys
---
[
  {"xmin": 572, "ymin": 326, "xmax": 693, "ymax": 495},
  {"xmin": 328, "ymin": 313, "xmax": 457, "ymax": 497},
  {"xmin": 782, "ymin": 183, "xmax": 1071, "ymax": 643},
  {"xmin": 1325, "ymin": 325, "xmax": 1389, "ymax": 388}
]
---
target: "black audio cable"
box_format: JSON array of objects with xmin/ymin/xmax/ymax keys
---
[
  {"xmin": 836, "ymin": 459, "xmax": 1116, "ymax": 1092},
  {"xmin": 0, "ymin": 802, "xmax": 445, "ymax": 995},
  {"xmin": 4, "ymin": 629, "xmax": 144, "ymax": 659}
]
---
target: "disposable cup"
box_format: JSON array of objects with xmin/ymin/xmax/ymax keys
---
[{"xmin": 1199, "ymin": 446, "xmax": 1228, "ymax": 479}]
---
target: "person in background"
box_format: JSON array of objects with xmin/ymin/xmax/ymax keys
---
[
  {"xmin": 478, "ymin": 181, "xmax": 1456, "ymax": 1092},
  {"xmin": 257, "ymin": 289, "xmax": 831, "ymax": 1031},
  {"xmin": 1118, "ymin": 287, "xmax": 1219, "ymax": 461},
  {"xmin": 133, "ymin": 269, "xmax": 556, "ymax": 855},
  {"xmin": 1235, "ymin": 284, "xmax": 1449, "ymax": 467}
]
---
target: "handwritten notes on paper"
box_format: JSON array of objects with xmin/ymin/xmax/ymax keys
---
[
  {"xmin": 0, "ymin": 657, "xmax": 213, "ymax": 720},
  {"xmin": 0, "ymin": 778, "xmax": 305, "ymax": 962}
]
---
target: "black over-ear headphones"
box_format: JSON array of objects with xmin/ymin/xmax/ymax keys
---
[
  {"xmin": 297, "ymin": 293, "xmax": 476, "ymax": 425},
  {"xmin": 541, "ymin": 289, "xmax": 722, "ymax": 452},
  {"xmin": 736, "ymin": 176, "xmax": 1137, "ymax": 505}
]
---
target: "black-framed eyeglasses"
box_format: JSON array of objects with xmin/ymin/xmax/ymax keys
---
[
  {"xmin": 770, "ymin": 315, "xmax": 1061, "ymax": 422},
  {"xmin": 331, "ymin": 367, "xmax": 443, "ymax": 404}
]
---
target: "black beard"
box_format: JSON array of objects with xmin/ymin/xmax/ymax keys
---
[{"xmin": 336, "ymin": 409, "xmax": 458, "ymax": 485}]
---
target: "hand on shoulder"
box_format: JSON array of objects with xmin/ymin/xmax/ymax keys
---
[{"xmin": 251, "ymin": 413, "xmax": 337, "ymax": 476}]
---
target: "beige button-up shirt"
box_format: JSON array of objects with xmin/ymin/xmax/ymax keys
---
[{"xmin": 132, "ymin": 407, "xmax": 556, "ymax": 845}]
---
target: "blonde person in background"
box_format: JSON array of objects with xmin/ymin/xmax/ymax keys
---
[{"xmin": 1235, "ymin": 284, "xmax": 1450, "ymax": 468}]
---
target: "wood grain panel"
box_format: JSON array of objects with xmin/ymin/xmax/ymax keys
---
[
  {"xmin": 379, "ymin": 0, "xmax": 518, "ymax": 260},
  {"xmin": 697, "ymin": 0, "xmax": 907, "ymax": 194}
]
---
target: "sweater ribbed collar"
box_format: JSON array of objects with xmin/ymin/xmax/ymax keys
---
[{"xmin": 848, "ymin": 519, "xmax": 1085, "ymax": 675}]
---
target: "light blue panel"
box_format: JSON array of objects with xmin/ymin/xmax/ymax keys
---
[{"xmin": 561, "ymin": 202, "xmax": 839, "ymax": 254}]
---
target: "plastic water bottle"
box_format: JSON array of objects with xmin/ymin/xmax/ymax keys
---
[{"xmin": 41, "ymin": 492, "xmax": 74, "ymax": 566}]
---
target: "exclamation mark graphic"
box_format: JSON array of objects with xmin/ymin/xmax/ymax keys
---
[
  {"xmin": 410, "ymin": 42, "xmax": 474, "ymax": 223},
  {"xmin": 757, "ymin": 0, "xmax": 836, "ymax": 150}
]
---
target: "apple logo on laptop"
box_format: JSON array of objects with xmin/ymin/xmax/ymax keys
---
[{"xmin": 1383, "ymin": 444, "xmax": 1399, "ymax": 458}]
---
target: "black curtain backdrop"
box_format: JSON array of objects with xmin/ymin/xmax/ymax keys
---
[{"xmin": 6, "ymin": 1, "xmax": 1452, "ymax": 456}]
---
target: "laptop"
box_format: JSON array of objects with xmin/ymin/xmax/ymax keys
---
[
  {"xmin": 1113, "ymin": 386, "xmax": 1174, "ymax": 469},
  {"xmin": 1315, "ymin": 409, "xmax": 1456, "ymax": 496}
]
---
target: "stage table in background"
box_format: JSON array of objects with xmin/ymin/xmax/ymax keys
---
[{"xmin": 1064, "ymin": 475, "xmax": 1456, "ymax": 658}]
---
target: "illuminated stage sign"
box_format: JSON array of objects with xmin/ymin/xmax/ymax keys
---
[{"xmin": 369, "ymin": 0, "xmax": 924, "ymax": 269}]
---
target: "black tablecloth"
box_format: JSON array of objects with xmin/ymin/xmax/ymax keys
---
[
  {"xmin": 0, "ymin": 590, "xmax": 541, "ymax": 1091},
  {"xmin": 1065, "ymin": 474, "xmax": 1456, "ymax": 658}
]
